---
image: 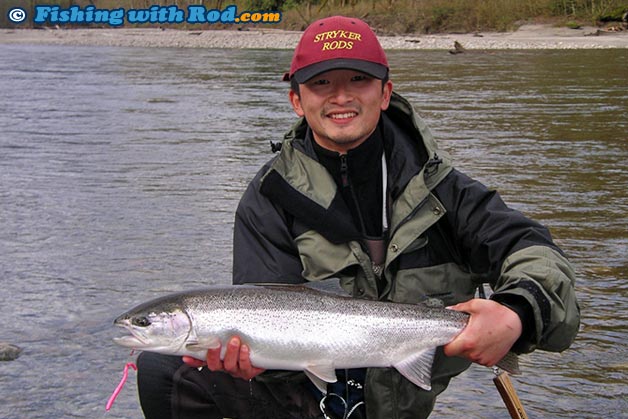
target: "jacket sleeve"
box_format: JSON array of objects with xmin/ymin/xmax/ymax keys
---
[
  {"xmin": 232, "ymin": 167, "xmax": 305, "ymax": 285},
  {"xmin": 434, "ymin": 169, "xmax": 580, "ymax": 353}
]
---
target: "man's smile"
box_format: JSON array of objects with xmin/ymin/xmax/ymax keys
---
[{"xmin": 329, "ymin": 111, "xmax": 358, "ymax": 120}]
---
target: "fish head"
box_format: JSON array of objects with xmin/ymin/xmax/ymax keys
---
[{"xmin": 113, "ymin": 299, "xmax": 192, "ymax": 355}]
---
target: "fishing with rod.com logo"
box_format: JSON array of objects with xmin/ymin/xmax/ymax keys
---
[{"xmin": 7, "ymin": 3, "xmax": 281, "ymax": 26}]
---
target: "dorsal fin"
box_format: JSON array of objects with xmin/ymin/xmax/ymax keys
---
[
  {"xmin": 303, "ymin": 278, "xmax": 351, "ymax": 296},
  {"xmin": 253, "ymin": 278, "xmax": 351, "ymax": 297}
]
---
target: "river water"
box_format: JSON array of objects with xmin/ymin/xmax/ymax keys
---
[{"xmin": 0, "ymin": 44, "xmax": 626, "ymax": 418}]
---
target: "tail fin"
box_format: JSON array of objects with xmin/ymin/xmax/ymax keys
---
[{"xmin": 495, "ymin": 352, "xmax": 521, "ymax": 375}]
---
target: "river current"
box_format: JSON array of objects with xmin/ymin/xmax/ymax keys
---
[{"xmin": 0, "ymin": 44, "xmax": 626, "ymax": 418}]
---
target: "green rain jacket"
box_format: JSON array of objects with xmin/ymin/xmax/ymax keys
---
[{"xmin": 232, "ymin": 92, "xmax": 580, "ymax": 418}]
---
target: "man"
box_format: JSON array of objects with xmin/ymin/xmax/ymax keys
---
[{"xmin": 137, "ymin": 15, "xmax": 579, "ymax": 419}]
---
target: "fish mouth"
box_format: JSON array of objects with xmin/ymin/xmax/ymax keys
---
[
  {"xmin": 112, "ymin": 320, "xmax": 150, "ymax": 348},
  {"xmin": 112, "ymin": 335, "xmax": 147, "ymax": 348}
]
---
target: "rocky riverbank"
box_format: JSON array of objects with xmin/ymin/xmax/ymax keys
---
[{"xmin": 1, "ymin": 24, "xmax": 627, "ymax": 49}]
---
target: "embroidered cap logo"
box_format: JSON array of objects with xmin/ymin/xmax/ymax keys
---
[{"xmin": 313, "ymin": 29, "xmax": 362, "ymax": 51}]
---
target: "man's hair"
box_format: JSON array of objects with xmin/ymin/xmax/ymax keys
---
[{"xmin": 289, "ymin": 71, "xmax": 390, "ymax": 97}]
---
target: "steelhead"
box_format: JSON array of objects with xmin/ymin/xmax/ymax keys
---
[{"xmin": 113, "ymin": 281, "xmax": 517, "ymax": 392}]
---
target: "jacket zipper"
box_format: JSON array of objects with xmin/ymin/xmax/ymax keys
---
[
  {"xmin": 339, "ymin": 153, "xmax": 369, "ymax": 236},
  {"xmin": 340, "ymin": 154, "xmax": 349, "ymax": 187}
]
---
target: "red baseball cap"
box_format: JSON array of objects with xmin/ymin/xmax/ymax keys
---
[{"xmin": 284, "ymin": 16, "xmax": 389, "ymax": 83}]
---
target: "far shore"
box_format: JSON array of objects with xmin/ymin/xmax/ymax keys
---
[{"xmin": 1, "ymin": 24, "xmax": 627, "ymax": 50}]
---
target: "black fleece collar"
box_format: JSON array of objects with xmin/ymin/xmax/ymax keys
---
[{"xmin": 309, "ymin": 123, "xmax": 384, "ymax": 187}]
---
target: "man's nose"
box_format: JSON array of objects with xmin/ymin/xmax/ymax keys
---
[{"xmin": 329, "ymin": 84, "xmax": 353, "ymax": 104}]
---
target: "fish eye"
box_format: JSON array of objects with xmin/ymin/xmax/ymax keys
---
[{"xmin": 132, "ymin": 316, "xmax": 151, "ymax": 327}]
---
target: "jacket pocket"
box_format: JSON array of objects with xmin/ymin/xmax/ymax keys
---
[
  {"xmin": 294, "ymin": 230, "xmax": 358, "ymax": 280},
  {"xmin": 387, "ymin": 263, "xmax": 479, "ymax": 306}
]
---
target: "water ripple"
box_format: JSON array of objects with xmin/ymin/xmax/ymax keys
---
[{"xmin": 1, "ymin": 45, "xmax": 625, "ymax": 418}]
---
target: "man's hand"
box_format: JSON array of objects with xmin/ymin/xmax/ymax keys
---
[
  {"xmin": 444, "ymin": 299, "xmax": 522, "ymax": 367},
  {"xmin": 182, "ymin": 336, "xmax": 265, "ymax": 380}
]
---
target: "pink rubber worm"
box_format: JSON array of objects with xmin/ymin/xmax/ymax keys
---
[{"xmin": 106, "ymin": 362, "xmax": 138, "ymax": 411}]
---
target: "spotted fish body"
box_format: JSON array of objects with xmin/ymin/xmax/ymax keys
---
[{"xmin": 113, "ymin": 282, "xmax": 469, "ymax": 391}]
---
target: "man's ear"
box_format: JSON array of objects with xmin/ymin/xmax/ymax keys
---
[
  {"xmin": 381, "ymin": 80, "xmax": 393, "ymax": 111},
  {"xmin": 289, "ymin": 90, "xmax": 305, "ymax": 117}
]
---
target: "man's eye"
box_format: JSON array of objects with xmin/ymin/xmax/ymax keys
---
[
  {"xmin": 311, "ymin": 79, "xmax": 329, "ymax": 86},
  {"xmin": 351, "ymin": 75, "xmax": 369, "ymax": 82}
]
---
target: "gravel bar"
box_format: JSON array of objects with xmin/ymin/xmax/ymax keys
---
[{"xmin": 1, "ymin": 24, "xmax": 627, "ymax": 49}]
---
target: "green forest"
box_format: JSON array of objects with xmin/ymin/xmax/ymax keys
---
[{"xmin": 2, "ymin": 0, "xmax": 627, "ymax": 32}]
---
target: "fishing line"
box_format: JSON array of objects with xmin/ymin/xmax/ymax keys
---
[
  {"xmin": 319, "ymin": 392, "xmax": 365, "ymax": 419},
  {"xmin": 105, "ymin": 362, "xmax": 138, "ymax": 411}
]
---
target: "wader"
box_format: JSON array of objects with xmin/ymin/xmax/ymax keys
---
[{"xmin": 137, "ymin": 352, "xmax": 323, "ymax": 419}]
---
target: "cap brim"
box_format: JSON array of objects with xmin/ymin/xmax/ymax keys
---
[{"xmin": 292, "ymin": 58, "xmax": 388, "ymax": 83}]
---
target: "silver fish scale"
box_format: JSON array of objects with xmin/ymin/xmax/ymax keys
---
[{"xmin": 179, "ymin": 286, "xmax": 468, "ymax": 370}]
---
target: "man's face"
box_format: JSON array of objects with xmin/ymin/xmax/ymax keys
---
[{"xmin": 289, "ymin": 69, "xmax": 393, "ymax": 153}]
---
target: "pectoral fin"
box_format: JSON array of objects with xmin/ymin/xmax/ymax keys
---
[
  {"xmin": 393, "ymin": 348, "xmax": 436, "ymax": 391},
  {"xmin": 185, "ymin": 331, "xmax": 220, "ymax": 352},
  {"xmin": 304, "ymin": 363, "xmax": 337, "ymax": 393}
]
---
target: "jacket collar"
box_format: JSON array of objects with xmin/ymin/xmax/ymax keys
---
[{"xmin": 284, "ymin": 91, "xmax": 446, "ymax": 198}]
